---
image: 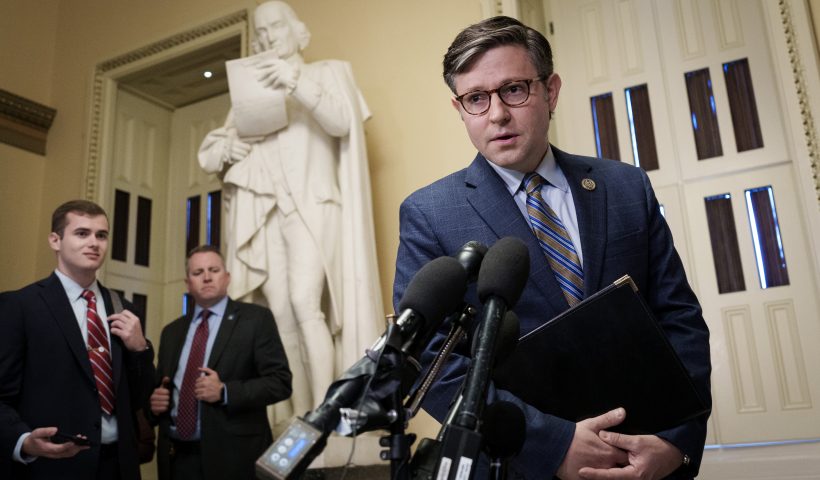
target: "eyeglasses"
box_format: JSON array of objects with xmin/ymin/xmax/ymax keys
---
[{"xmin": 455, "ymin": 77, "xmax": 544, "ymax": 115}]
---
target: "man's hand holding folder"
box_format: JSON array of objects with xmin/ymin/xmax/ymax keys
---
[{"xmin": 493, "ymin": 275, "xmax": 708, "ymax": 435}]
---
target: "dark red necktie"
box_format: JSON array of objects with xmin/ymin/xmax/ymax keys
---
[
  {"xmin": 82, "ymin": 289, "xmax": 115, "ymax": 415},
  {"xmin": 176, "ymin": 309, "xmax": 211, "ymax": 439}
]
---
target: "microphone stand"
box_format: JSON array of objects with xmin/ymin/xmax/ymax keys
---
[
  {"xmin": 335, "ymin": 307, "xmax": 480, "ymax": 480},
  {"xmin": 407, "ymin": 309, "xmax": 521, "ymax": 480},
  {"xmin": 405, "ymin": 304, "xmax": 477, "ymax": 416},
  {"xmin": 339, "ymin": 317, "xmax": 419, "ymax": 480},
  {"xmin": 359, "ymin": 304, "xmax": 477, "ymax": 480},
  {"xmin": 375, "ymin": 319, "xmax": 418, "ymax": 480},
  {"xmin": 402, "ymin": 305, "xmax": 476, "ymax": 480},
  {"xmin": 488, "ymin": 458, "xmax": 505, "ymax": 480},
  {"xmin": 381, "ymin": 383, "xmax": 414, "ymax": 480},
  {"xmin": 256, "ymin": 254, "xmax": 471, "ymax": 480}
]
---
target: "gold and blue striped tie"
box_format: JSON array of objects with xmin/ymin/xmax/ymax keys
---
[{"xmin": 523, "ymin": 173, "xmax": 584, "ymax": 306}]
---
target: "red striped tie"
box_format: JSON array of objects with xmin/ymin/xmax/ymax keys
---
[
  {"xmin": 176, "ymin": 309, "xmax": 211, "ymax": 439},
  {"xmin": 82, "ymin": 289, "xmax": 115, "ymax": 415}
]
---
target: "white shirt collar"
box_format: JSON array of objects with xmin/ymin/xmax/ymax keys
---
[
  {"xmin": 485, "ymin": 146, "xmax": 569, "ymax": 195},
  {"xmin": 193, "ymin": 295, "xmax": 229, "ymax": 321},
  {"xmin": 54, "ymin": 269, "xmax": 102, "ymax": 302}
]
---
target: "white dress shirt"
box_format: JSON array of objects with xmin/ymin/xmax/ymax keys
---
[
  {"xmin": 169, "ymin": 296, "xmax": 228, "ymax": 440},
  {"xmin": 485, "ymin": 146, "xmax": 584, "ymax": 264}
]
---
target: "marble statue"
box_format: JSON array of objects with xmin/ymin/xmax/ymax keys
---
[{"xmin": 198, "ymin": 0, "xmax": 384, "ymax": 427}]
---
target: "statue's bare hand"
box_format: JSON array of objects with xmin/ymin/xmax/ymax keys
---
[
  {"xmin": 254, "ymin": 58, "xmax": 298, "ymax": 91},
  {"xmin": 228, "ymin": 137, "xmax": 252, "ymax": 163}
]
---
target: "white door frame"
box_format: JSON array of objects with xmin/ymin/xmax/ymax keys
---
[
  {"xmin": 761, "ymin": 0, "xmax": 820, "ymax": 282},
  {"xmin": 82, "ymin": 10, "xmax": 248, "ymax": 225}
]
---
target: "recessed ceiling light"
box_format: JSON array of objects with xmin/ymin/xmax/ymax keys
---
[{"xmin": 203, "ymin": 71, "xmax": 213, "ymax": 79}]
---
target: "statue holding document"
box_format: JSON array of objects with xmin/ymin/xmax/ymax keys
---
[{"xmin": 198, "ymin": 0, "xmax": 383, "ymax": 428}]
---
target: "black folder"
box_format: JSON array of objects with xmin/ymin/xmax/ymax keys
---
[{"xmin": 493, "ymin": 275, "xmax": 709, "ymax": 434}]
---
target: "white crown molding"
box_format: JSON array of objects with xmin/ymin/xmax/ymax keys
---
[{"xmin": 83, "ymin": 10, "xmax": 248, "ymax": 201}]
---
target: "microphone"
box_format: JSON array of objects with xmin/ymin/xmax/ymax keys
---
[
  {"xmin": 312, "ymin": 255, "xmax": 468, "ymax": 431},
  {"xmin": 491, "ymin": 311, "xmax": 519, "ymax": 365},
  {"xmin": 391, "ymin": 255, "xmax": 471, "ymax": 371},
  {"xmin": 406, "ymin": 241, "xmax": 488, "ymax": 416},
  {"xmin": 455, "ymin": 240, "xmax": 488, "ymax": 283},
  {"xmin": 481, "ymin": 401, "xmax": 526, "ymax": 480},
  {"xmin": 441, "ymin": 310, "xmax": 520, "ymax": 434},
  {"xmin": 433, "ymin": 237, "xmax": 529, "ymax": 480},
  {"xmin": 256, "ymin": 256, "xmax": 468, "ymax": 480},
  {"xmin": 457, "ymin": 236, "xmax": 529, "ymax": 430},
  {"xmin": 409, "ymin": 311, "xmax": 519, "ymax": 480}
]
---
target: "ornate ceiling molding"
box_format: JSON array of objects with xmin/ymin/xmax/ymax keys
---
[
  {"xmin": 84, "ymin": 10, "xmax": 247, "ymax": 200},
  {"xmin": 0, "ymin": 88, "xmax": 57, "ymax": 155}
]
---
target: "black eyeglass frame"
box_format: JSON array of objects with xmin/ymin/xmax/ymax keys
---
[{"xmin": 454, "ymin": 76, "xmax": 546, "ymax": 115}]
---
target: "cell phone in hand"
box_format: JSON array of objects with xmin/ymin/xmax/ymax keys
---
[{"xmin": 52, "ymin": 431, "xmax": 91, "ymax": 446}]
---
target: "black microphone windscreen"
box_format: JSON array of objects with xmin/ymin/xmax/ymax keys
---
[
  {"xmin": 455, "ymin": 241, "xmax": 488, "ymax": 283},
  {"xmin": 398, "ymin": 256, "xmax": 468, "ymax": 323},
  {"xmin": 480, "ymin": 401, "xmax": 526, "ymax": 459},
  {"xmin": 494, "ymin": 311, "xmax": 519, "ymax": 365},
  {"xmin": 477, "ymin": 237, "xmax": 530, "ymax": 306},
  {"xmin": 470, "ymin": 310, "xmax": 519, "ymax": 361}
]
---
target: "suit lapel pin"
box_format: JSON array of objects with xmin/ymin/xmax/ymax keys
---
[{"xmin": 581, "ymin": 178, "xmax": 596, "ymax": 191}]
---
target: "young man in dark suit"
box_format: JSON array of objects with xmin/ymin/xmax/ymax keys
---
[
  {"xmin": 394, "ymin": 16, "xmax": 711, "ymax": 480},
  {"xmin": 148, "ymin": 245, "xmax": 292, "ymax": 480},
  {"xmin": 0, "ymin": 199, "xmax": 155, "ymax": 479}
]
